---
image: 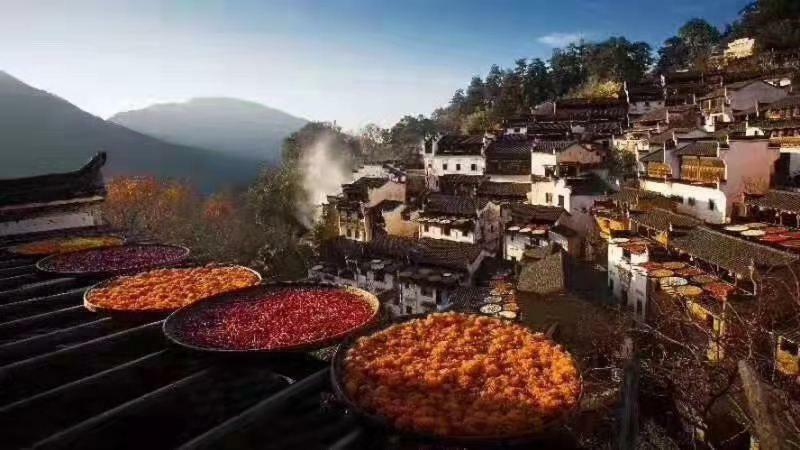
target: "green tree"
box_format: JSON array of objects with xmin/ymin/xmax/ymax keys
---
[
  {"xmin": 462, "ymin": 110, "xmax": 492, "ymax": 134},
  {"xmin": 678, "ymin": 18, "xmax": 721, "ymax": 68},
  {"xmin": 735, "ymin": 0, "xmax": 800, "ymax": 50},
  {"xmin": 549, "ymin": 41, "xmax": 589, "ymax": 97},
  {"xmin": 656, "ymin": 36, "xmax": 691, "ymax": 73},
  {"xmin": 585, "ymin": 37, "xmax": 653, "ymax": 81},
  {"xmin": 522, "ymin": 58, "xmax": 553, "ymax": 107}
]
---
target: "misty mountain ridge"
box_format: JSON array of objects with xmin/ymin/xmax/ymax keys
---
[
  {"xmin": 110, "ymin": 97, "xmax": 307, "ymax": 162},
  {"xmin": 0, "ymin": 70, "xmax": 264, "ymax": 192}
]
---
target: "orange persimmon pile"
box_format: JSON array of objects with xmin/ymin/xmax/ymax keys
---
[
  {"xmin": 343, "ymin": 312, "xmax": 580, "ymax": 437},
  {"xmin": 12, "ymin": 236, "xmax": 123, "ymax": 255},
  {"xmin": 87, "ymin": 266, "xmax": 260, "ymax": 312}
]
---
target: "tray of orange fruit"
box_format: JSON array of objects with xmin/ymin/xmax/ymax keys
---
[
  {"xmin": 331, "ymin": 312, "xmax": 583, "ymax": 445},
  {"xmin": 83, "ymin": 265, "xmax": 262, "ymax": 317}
]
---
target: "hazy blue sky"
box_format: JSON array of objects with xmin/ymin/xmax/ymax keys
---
[{"xmin": 2, "ymin": 0, "xmax": 748, "ymax": 131}]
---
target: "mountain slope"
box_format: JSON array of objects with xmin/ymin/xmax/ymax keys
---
[
  {"xmin": 0, "ymin": 71, "xmax": 263, "ymax": 192},
  {"xmin": 109, "ymin": 97, "xmax": 307, "ymax": 162}
]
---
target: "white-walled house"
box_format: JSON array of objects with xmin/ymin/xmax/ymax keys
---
[
  {"xmin": 334, "ymin": 177, "xmax": 406, "ymax": 241},
  {"xmin": 531, "ymin": 141, "xmax": 606, "ymax": 178},
  {"xmin": 638, "ymin": 138, "xmax": 778, "ymax": 224},
  {"xmin": 484, "ymin": 135, "xmax": 534, "ymax": 183},
  {"xmin": 624, "ymin": 81, "xmax": 666, "ymax": 119},
  {"xmin": 530, "ymin": 174, "xmax": 612, "ymax": 238},
  {"xmin": 422, "ymin": 135, "xmax": 486, "ymax": 188},
  {"xmin": 607, "ymin": 239, "xmax": 653, "ymax": 321},
  {"xmin": 501, "ymin": 203, "xmax": 566, "ymax": 262},
  {"xmin": 417, "ymin": 194, "xmax": 502, "ymax": 251},
  {"xmin": 313, "ymin": 235, "xmax": 491, "ymax": 317}
]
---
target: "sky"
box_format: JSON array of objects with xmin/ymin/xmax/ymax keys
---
[{"xmin": 1, "ymin": 0, "xmax": 749, "ymax": 132}]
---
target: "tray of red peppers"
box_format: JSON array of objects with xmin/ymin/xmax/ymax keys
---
[{"xmin": 163, "ymin": 282, "xmax": 380, "ymax": 353}]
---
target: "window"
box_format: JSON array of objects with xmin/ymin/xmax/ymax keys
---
[
  {"xmin": 708, "ymin": 199, "xmax": 716, "ymax": 211},
  {"xmin": 405, "ymin": 306, "xmax": 413, "ymax": 314},
  {"xmin": 490, "ymin": 224, "xmax": 494, "ymax": 232},
  {"xmin": 644, "ymin": 101, "xmax": 650, "ymax": 107},
  {"xmin": 558, "ymin": 195, "xmax": 565, "ymax": 207},
  {"xmin": 609, "ymin": 279, "xmax": 614, "ymax": 292},
  {"xmin": 456, "ymin": 163, "xmax": 461, "ymax": 171},
  {"xmin": 687, "ymin": 197, "xmax": 696, "ymax": 206},
  {"xmin": 513, "ymin": 127, "xmax": 521, "ymax": 133},
  {"xmin": 545, "ymin": 193, "xmax": 553, "ymax": 204},
  {"xmin": 424, "ymin": 224, "xmax": 430, "ymax": 232},
  {"xmin": 471, "ymin": 163, "xmax": 477, "ymax": 171},
  {"xmin": 445, "ymin": 227, "xmax": 452, "ymax": 236},
  {"xmin": 636, "ymin": 300, "xmax": 643, "ymax": 314},
  {"xmin": 346, "ymin": 229, "xmax": 352, "ymax": 237},
  {"xmin": 442, "ymin": 163, "xmax": 448, "ymax": 171}
]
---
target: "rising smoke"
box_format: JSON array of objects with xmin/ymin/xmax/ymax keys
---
[{"xmin": 296, "ymin": 136, "xmax": 352, "ymax": 228}]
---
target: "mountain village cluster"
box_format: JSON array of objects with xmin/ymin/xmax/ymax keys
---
[{"xmin": 311, "ymin": 39, "xmax": 800, "ymax": 394}]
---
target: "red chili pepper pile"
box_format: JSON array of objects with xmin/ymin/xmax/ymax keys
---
[
  {"xmin": 41, "ymin": 245, "xmax": 188, "ymax": 274},
  {"xmin": 174, "ymin": 288, "xmax": 374, "ymax": 350}
]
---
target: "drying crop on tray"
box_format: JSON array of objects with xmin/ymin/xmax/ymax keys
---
[
  {"xmin": 341, "ymin": 312, "xmax": 580, "ymax": 438},
  {"xmin": 168, "ymin": 285, "xmax": 377, "ymax": 351},
  {"xmin": 11, "ymin": 236, "xmax": 123, "ymax": 255},
  {"xmin": 86, "ymin": 266, "xmax": 261, "ymax": 312},
  {"xmin": 38, "ymin": 244, "xmax": 189, "ymax": 275}
]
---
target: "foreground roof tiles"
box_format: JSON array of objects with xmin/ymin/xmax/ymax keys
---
[{"xmin": 0, "ymin": 152, "xmax": 106, "ymax": 208}]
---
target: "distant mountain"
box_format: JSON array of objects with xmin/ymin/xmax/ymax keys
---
[
  {"xmin": 109, "ymin": 97, "xmax": 307, "ymax": 162},
  {"xmin": 0, "ymin": 71, "xmax": 264, "ymax": 192}
]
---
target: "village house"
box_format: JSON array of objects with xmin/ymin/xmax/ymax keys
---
[
  {"xmin": 422, "ymin": 134, "xmax": 486, "ymax": 189},
  {"xmin": 0, "ymin": 152, "xmax": 107, "ymax": 236},
  {"xmin": 699, "ymin": 80, "xmax": 787, "ymax": 131},
  {"xmin": 638, "ymin": 138, "xmax": 778, "ymax": 223},
  {"xmin": 483, "ymin": 134, "xmax": 534, "ymax": 183},
  {"xmin": 417, "ymin": 193, "xmax": 502, "ymax": 252},
  {"xmin": 500, "ymin": 203, "xmax": 567, "ymax": 262},
  {"xmin": 624, "ymin": 80, "xmax": 666, "ymax": 119},
  {"xmin": 310, "ymin": 236, "xmax": 492, "ymax": 317},
  {"xmin": 530, "ymin": 140, "xmax": 606, "ymax": 179},
  {"xmin": 332, "ymin": 176, "xmax": 406, "ymax": 242}
]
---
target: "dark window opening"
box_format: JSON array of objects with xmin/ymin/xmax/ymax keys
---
[
  {"xmin": 442, "ymin": 163, "xmax": 448, "ymax": 171},
  {"xmin": 558, "ymin": 195, "xmax": 565, "ymax": 207},
  {"xmin": 708, "ymin": 199, "xmax": 716, "ymax": 211},
  {"xmin": 456, "ymin": 163, "xmax": 461, "ymax": 171},
  {"xmin": 471, "ymin": 163, "xmax": 477, "ymax": 171}
]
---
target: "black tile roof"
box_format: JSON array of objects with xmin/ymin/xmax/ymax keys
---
[
  {"xmin": 477, "ymin": 182, "xmax": 530, "ymax": 198},
  {"xmin": 669, "ymin": 227, "xmax": 798, "ymax": 275},
  {"xmin": 507, "ymin": 204, "xmax": 566, "ymax": 225},
  {"xmin": 630, "ymin": 207, "xmax": 702, "ymax": 232},
  {"xmin": 438, "ymin": 174, "xmax": 487, "ymax": 186},
  {"xmin": 485, "ymin": 135, "xmax": 536, "ymax": 158},
  {"xmin": 673, "ymin": 141, "xmax": 719, "ymax": 157},
  {"xmin": 329, "ymin": 235, "xmax": 485, "ymax": 271},
  {"xmin": 423, "ymin": 193, "xmax": 480, "ymax": 216},
  {"xmin": 436, "ymin": 134, "xmax": 484, "ymax": 155},
  {"xmin": 0, "ymin": 152, "xmax": 106, "ymax": 208},
  {"xmin": 745, "ymin": 190, "xmax": 800, "ymax": 213},
  {"xmin": 635, "ymin": 108, "xmax": 668, "ymax": 123},
  {"xmin": 533, "ymin": 140, "xmax": 576, "ymax": 154},
  {"xmin": 639, "ymin": 148, "xmax": 665, "ymax": 163}
]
